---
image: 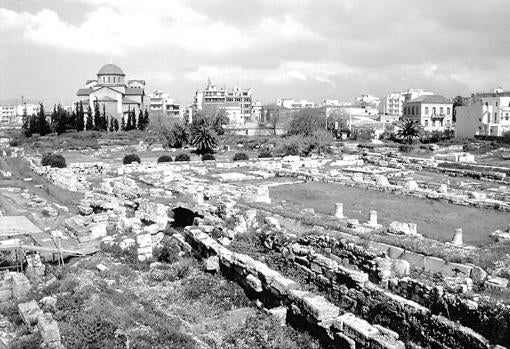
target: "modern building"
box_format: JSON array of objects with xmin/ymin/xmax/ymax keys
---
[
  {"xmin": 356, "ymin": 94, "xmax": 380, "ymax": 108},
  {"xmin": 76, "ymin": 63, "xmax": 146, "ymax": 123},
  {"xmin": 380, "ymin": 89, "xmax": 433, "ymax": 117},
  {"xmin": 193, "ymin": 79, "xmax": 254, "ymax": 126},
  {"xmin": 148, "ymin": 90, "xmax": 182, "ymax": 119},
  {"xmin": 0, "ymin": 102, "xmax": 40, "ymax": 124},
  {"xmin": 402, "ymin": 95, "xmax": 453, "ymax": 131},
  {"xmin": 276, "ymin": 98, "xmax": 316, "ymax": 109},
  {"xmin": 456, "ymin": 90, "xmax": 510, "ymax": 138}
]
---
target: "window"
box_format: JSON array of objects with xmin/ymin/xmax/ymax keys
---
[
  {"xmin": 440, "ymin": 107, "xmax": 444, "ymax": 114},
  {"xmin": 496, "ymin": 101, "xmax": 499, "ymax": 107},
  {"xmin": 424, "ymin": 120, "xmax": 429, "ymax": 127},
  {"xmin": 447, "ymin": 107, "xmax": 451, "ymax": 115},
  {"xmin": 108, "ymin": 77, "xmax": 110, "ymax": 83},
  {"xmin": 425, "ymin": 107, "xmax": 429, "ymax": 115},
  {"xmin": 432, "ymin": 107, "xmax": 436, "ymax": 115}
]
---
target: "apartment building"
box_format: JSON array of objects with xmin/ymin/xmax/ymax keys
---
[
  {"xmin": 148, "ymin": 90, "xmax": 182, "ymax": 119},
  {"xmin": 193, "ymin": 79, "xmax": 253, "ymax": 125}
]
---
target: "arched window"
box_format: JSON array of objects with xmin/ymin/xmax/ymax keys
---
[{"xmin": 108, "ymin": 76, "xmax": 110, "ymax": 83}]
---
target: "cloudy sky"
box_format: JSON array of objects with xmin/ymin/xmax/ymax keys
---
[{"xmin": 1, "ymin": 0, "xmax": 510, "ymax": 106}]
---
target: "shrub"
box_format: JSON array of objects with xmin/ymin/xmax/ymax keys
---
[
  {"xmin": 398, "ymin": 144, "xmax": 414, "ymax": 153},
  {"xmin": 157, "ymin": 155, "xmax": 173, "ymax": 163},
  {"xmin": 201, "ymin": 153, "xmax": 216, "ymax": 161},
  {"xmin": 9, "ymin": 140, "xmax": 19, "ymax": 147},
  {"xmin": 233, "ymin": 152, "xmax": 249, "ymax": 161},
  {"xmin": 41, "ymin": 153, "xmax": 66, "ymax": 168},
  {"xmin": 123, "ymin": 153, "xmax": 141, "ymax": 165},
  {"xmin": 258, "ymin": 150, "xmax": 273, "ymax": 158},
  {"xmin": 153, "ymin": 237, "xmax": 181, "ymax": 264},
  {"xmin": 175, "ymin": 153, "xmax": 190, "ymax": 162}
]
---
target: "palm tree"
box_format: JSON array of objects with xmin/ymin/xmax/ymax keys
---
[
  {"xmin": 395, "ymin": 119, "xmax": 422, "ymax": 144},
  {"xmin": 190, "ymin": 122, "xmax": 218, "ymax": 155}
]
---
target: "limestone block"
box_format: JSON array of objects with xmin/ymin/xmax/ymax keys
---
[
  {"xmin": 401, "ymin": 251, "xmax": 425, "ymax": 269},
  {"xmin": 136, "ymin": 233, "xmax": 152, "ymax": 247},
  {"xmin": 119, "ymin": 238, "xmax": 136, "ymax": 250},
  {"xmin": 485, "ymin": 277, "xmax": 508, "ymax": 290},
  {"xmin": 37, "ymin": 313, "xmax": 61, "ymax": 346},
  {"xmin": 77, "ymin": 205, "xmax": 93, "ymax": 216},
  {"xmin": 246, "ymin": 274, "xmax": 263, "ymax": 292},
  {"xmin": 444, "ymin": 262, "xmax": 472, "ymax": 278},
  {"xmin": 89, "ymin": 222, "xmax": 107, "ymax": 240},
  {"xmin": 302, "ymin": 294, "xmax": 340, "ymax": 321},
  {"xmin": 204, "ymin": 256, "xmax": 220, "ymax": 272},
  {"xmin": 337, "ymin": 265, "xmax": 369, "ymax": 285},
  {"xmin": 342, "ymin": 314, "xmax": 380, "ymax": 346},
  {"xmin": 404, "ymin": 180, "xmax": 419, "ymax": 191},
  {"xmin": 269, "ymin": 274, "xmax": 299, "ymax": 296},
  {"xmin": 12, "ymin": 273, "xmax": 31, "ymax": 299},
  {"xmin": 423, "ymin": 256, "xmax": 447, "ymax": 274},
  {"xmin": 268, "ymin": 306, "xmax": 287, "ymax": 326},
  {"xmin": 470, "ymin": 266, "xmax": 488, "ymax": 284},
  {"xmin": 18, "ymin": 300, "xmax": 43, "ymax": 327},
  {"xmin": 388, "ymin": 221, "xmax": 418, "ymax": 236}
]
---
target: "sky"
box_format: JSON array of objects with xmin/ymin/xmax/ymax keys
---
[{"xmin": 1, "ymin": 0, "xmax": 510, "ymax": 106}]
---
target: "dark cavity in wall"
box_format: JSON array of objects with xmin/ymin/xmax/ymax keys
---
[{"xmin": 172, "ymin": 206, "xmax": 203, "ymax": 228}]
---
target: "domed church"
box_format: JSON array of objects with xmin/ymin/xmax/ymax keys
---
[{"xmin": 76, "ymin": 63, "xmax": 146, "ymax": 121}]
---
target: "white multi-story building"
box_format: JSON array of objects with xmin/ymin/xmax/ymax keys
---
[
  {"xmin": 148, "ymin": 90, "xmax": 182, "ymax": 119},
  {"xmin": 1, "ymin": 103, "xmax": 40, "ymax": 124},
  {"xmin": 276, "ymin": 98, "xmax": 316, "ymax": 109},
  {"xmin": 456, "ymin": 91, "xmax": 510, "ymax": 138},
  {"xmin": 380, "ymin": 89, "xmax": 433, "ymax": 117},
  {"xmin": 193, "ymin": 79, "xmax": 253, "ymax": 125},
  {"xmin": 402, "ymin": 95, "xmax": 453, "ymax": 131}
]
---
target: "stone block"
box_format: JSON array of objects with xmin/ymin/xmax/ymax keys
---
[
  {"xmin": 204, "ymin": 256, "xmax": 220, "ymax": 272},
  {"xmin": 423, "ymin": 256, "xmax": 447, "ymax": 274},
  {"xmin": 136, "ymin": 233, "xmax": 152, "ymax": 247},
  {"xmin": 388, "ymin": 221, "xmax": 418, "ymax": 236},
  {"xmin": 302, "ymin": 294, "xmax": 340, "ymax": 321},
  {"xmin": 334, "ymin": 332, "xmax": 356, "ymax": 348},
  {"xmin": 391, "ymin": 260, "xmax": 410, "ymax": 278},
  {"xmin": 444, "ymin": 262, "xmax": 472, "ymax": 278},
  {"xmin": 246, "ymin": 274, "xmax": 263, "ymax": 292},
  {"xmin": 269, "ymin": 274, "xmax": 299, "ymax": 296},
  {"xmin": 387, "ymin": 245, "xmax": 404, "ymax": 259},
  {"xmin": 342, "ymin": 315, "xmax": 380, "ymax": 346},
  {"xmin": 89, "ymin": 222, "xmax": 107, "ymax": 240},
  {"xmin": 18, "ymin": 300, "xmax": 43, "ymax": 327},
  {"xmin": 401, "ymin": 251, "xmax": 425, "ymax": 269},
  {"xmin": 37, "ymin": 313, "xmax": 61, "ymax": 346},
  {"xmin": 268, "ymin": 306, "xmax": 287, "ymax": 326},
  {"xmin": 470, "ymin": 266, "xmax": 488, "ymax": 284}
]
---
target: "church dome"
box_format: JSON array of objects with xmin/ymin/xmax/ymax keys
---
[{"xmin": 97, "ymin": 63, "xmax": 125, "ymax": 76}]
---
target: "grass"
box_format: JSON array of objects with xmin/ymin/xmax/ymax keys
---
[{"xmin": 270, "ymin": 181, "xmax": 509, "ymax": 246}]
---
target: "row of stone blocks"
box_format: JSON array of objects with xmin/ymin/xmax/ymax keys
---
[
  {"xmin": 274, "ymin": 241, "xmax": 502, "ymax": 349},
  {"xmin": 180, "ymin": 227, "xmax": 405, "ymax": 349}
]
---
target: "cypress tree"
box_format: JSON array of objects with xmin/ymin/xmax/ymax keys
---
[
  {"xmin": 144, "ymin": 108, "xmax": 150, "ymax": 129},
  {"xmin": 86, "ymin": 105, "xmax": 94, "ymax": 131},
  {"xmin": 76, "ymin": 101, "xmax": 85, "ymax": 132},
  {"xmin": 22, "ymin": 106, "xmax": 31, "ymax": 137},
  {"xmin": 93, "ymin": 101, "xmax": 101, "ymax": 130},
  {"xmin": 126, "ymin": 107, "xmax": 132, "ymax": 131},
  {"xmin": 114, "ymin": 118, "xmax": 119, "ymax": 132},
  {"xmin": 121, "ymin": 114, "xmax": 126, "ymax": 131},
  {"xmin": 137, "ymin": 109, "xmax": 144, "ymax": 130}
]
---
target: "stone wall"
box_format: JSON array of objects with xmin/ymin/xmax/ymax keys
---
[{"xmin": 180, "ymin": 226, "xmax": 405, "ymax": 349}]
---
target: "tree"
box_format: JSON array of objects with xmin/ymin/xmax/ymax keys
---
[
  {"xmin": 98, "ymin": 104, "xmax": 107, "ymax": 131},
  {"xmin": 36, "ymin": 103, "xmax": 50, "ymax": 136},
  {"xmin": 137, "ymin": 109, "xmax": 145, "ymax": 130},
  {"xmin": 212, "ymin": 108, "xmax": 229, "ymax": 135},
  {"xmin": 86, "ymin": 105, "xmax": 94, "ymax": 131},
  {"xmin": 108, "ymin": 116, "xmax": 114, "ymax": 132},
  {"xmin": 114, "ymin": 118, "xmax": 119, "ymax": 132},
  {"xmin": 22, "ymin": 105, "xmax": 31, "ymax": 137},
  {"xmin": 149, "ymin": 114, "xmax": 188, "ymax": 148},
  {"xmin": 76, "ymin": 101, "xmax": 85, "ymax": 132},
  {"xmin": 93, "ymin": 101, "xmax": 101, "ymax": 130},
  {"xmin": 395, "ymin": 119, "xmax": 422, "ymax": 144},
  {"xmin": 190, "ymin": 121, "xmax": 218, "ymax": 155},
  {"xmin": 452, "ymin": 95, "xmax": 464, "ymax": 123},
  {"xmin": 144, "ymin": 108, "xmax": 149, "ymax": 129},
  {"xmin": 52, "ymin": 104, "xmax": 67, "ymax": 135},
  {"xmin": 121, "ymin": 114, "xmax": 126, "ymax": 131},
  {"xmin": 287, "ymin": 108, "xmax": 327, "ymax": 136}
]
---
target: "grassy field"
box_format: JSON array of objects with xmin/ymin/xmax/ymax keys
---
[{"xmin": 270, "ymin": 182, "xmax": 509, "ymax": 246}]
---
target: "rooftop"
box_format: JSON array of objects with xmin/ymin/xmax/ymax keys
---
[
  {"xmin": 0, "ymin": 216, "xmax": 42, "ymax": 236},
  {"xmin": 407, "ymin": 95, "xmax": 451, "ymax": 104}
]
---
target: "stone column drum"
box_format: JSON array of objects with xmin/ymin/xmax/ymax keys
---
[
  {"xmin": 335, "ymin": 203, "xmax": 344, "ymax": 219},
  {"xmin": 452, "ymin": 228, "xmax": 463, "ymax": 246}
]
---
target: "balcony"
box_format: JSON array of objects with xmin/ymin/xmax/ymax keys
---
[{"xmin": 431, "ymin": 114, "xmax": 446, "ymax": 120}]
